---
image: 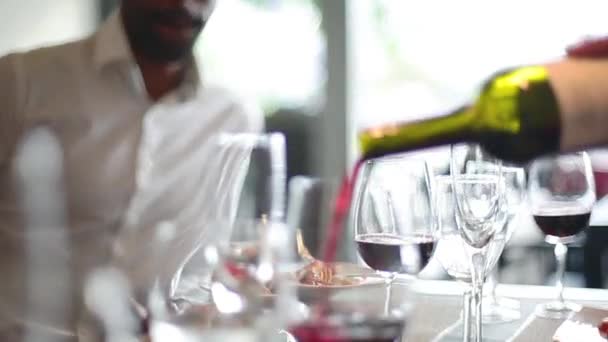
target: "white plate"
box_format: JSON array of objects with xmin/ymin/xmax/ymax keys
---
[{"xmin": 294, "ymin": 262, "xmax": 384, "ymax": 289}]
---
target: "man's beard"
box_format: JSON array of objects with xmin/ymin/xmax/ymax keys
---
[
  {"xmin": 122, "ymin": 8, "xmax": 205, "ymax": 63},
  {"xmin": 128, "ymin": 27, "xmax": 203, "ymax": 62}
]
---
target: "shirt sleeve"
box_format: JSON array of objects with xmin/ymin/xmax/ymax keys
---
[{"xmin": 0, "ymin": 54, "xmax": 22, "ymax": 164}]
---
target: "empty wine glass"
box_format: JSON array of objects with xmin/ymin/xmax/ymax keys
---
[
  {"xmin": 450, "ymin": 143, "xmax": 506, "ymax": 342},
  {"xmin": 353, "ymin": 156, "xmax": 437, "ymax": 316},
  {"xmin": 483, "ymin": 165, "xmax": 526, "ymax": 324},
  {"xmin": 432, "ymin": 175, "xmax": 507, "ymax": 341},
  {"xmin": 528, "ymin": 152, "xmax": 596, "ymax": 319}
]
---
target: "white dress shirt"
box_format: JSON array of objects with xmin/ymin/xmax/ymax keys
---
[{"xmin": 0, "ymin": 11, "xmax": 263, "ymax": 339}]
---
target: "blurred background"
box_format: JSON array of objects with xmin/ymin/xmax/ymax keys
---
[{"xmin": 3, "ymin": 0, "xmax": 608, "ymax": 289}]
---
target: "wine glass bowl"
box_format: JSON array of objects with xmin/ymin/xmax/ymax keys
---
[
  {"xmin": 353, "ymin": 157, "xmax": 437, "ymax": 278},
  {"xmin": 432, "ymin": 175, "xmax": 507, "ymax": 284},
  {"xmin": 452, "ymin": 174, "xmax": 504, "ymax": 248},
  {"xmin": 528, "ymin": 152, "xmax": 596, "ymax": 319},
  {"xmin": 451, "ymin": 145, "xmax": 504, "ymax": 249},
  {"xmin": 529, "ymin": 153, "xmax": 595, "ymax": 244}
]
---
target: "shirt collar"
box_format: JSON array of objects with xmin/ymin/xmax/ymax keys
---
[
  {"xmin": 92, "ymin": 10, "xmax": 203, "ymax": 101},
  {"xmin": 93, "ymin": 10, "xmax": 133, "ymax": 72}
]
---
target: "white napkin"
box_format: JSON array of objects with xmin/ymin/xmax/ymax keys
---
[{"xmin": 553, "ymin": 307, "xmax": 608, "ymax": 342}]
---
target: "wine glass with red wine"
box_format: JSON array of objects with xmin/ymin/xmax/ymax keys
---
[
  {"xmin": 353, "ymin": 156, "xmax": 437, "ymax": 315},
  {"xmin": 528, "ymin": 152, "xmax": 596, "ymax": 319},
  {"xmin": 283, "ymin": 175, "xmax": 411, "ymax": 342}
]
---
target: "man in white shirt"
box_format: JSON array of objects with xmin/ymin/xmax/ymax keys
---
[{"xmin": 0, "ymin": 0, "xmax": 262, "ymax": 339}]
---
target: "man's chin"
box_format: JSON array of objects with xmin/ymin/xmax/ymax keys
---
[
  {"xmin": 153, "ymin": 23, "xmax": 200, "ymax": 45},
  {"xmin": 135, "ymin": 35, "xmax": 198, "ymax": 63},
  {"xmin": 146, "ymin": 45, "xmax": 194, "ymax": 63}
]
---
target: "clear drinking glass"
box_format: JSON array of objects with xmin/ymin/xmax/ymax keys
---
[
  {"xmin": 352, "ymin": 156, "xmax": 437, "ymax": 316},
  {"xmin": 450, "ymin": 144, "xmax": 506, "ymax": 342},
  {"xmin": 528, "ymin": 152, "xmax": 596, "ymax": 319},
  {"xmin": 483, "ymin": 166, "xmax": 526, "ymax": 324},
  {"xmin": 432, "ymin": 175, "xmax": 507, "ymax": 341},
  {"xmin": 195, "ymin": 133, "xmax": 289, "ymax": 341},
  {"xmin": 213, "ymin": 133, "xmax": 287, "ymax": 281}
]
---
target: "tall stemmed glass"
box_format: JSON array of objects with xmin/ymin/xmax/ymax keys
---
[
  {"xmin": 285, "ymin": 176, "xmax": 411, "ymax": 342},
  {"xmin": 528, "ymin": 152, "xmax": 595, "ymax": 319},
  {"xmin": 353, "ymin": 157, "xmax": 437, "ymax": 315},
  {"xmin": 483, "ymin": 166, "xmax": 526, "ymax": 323},
  {"xmin": 432, "ymin": 175, "xmax": 507, "ymax": 341},
  {"xmin": 451, "ymin": 144, "xmax": 505, "ymax": 342}
]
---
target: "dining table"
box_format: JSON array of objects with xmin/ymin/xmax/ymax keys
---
[
  {"xmin": 331, "ymin": 278, "xmax": 608, "ymax": 341},
  {"xmin": 153, "ymin": 268, "xmax": 608, "ymax": 342}
]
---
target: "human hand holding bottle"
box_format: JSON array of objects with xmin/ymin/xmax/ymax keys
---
[{"xmin": 359, "ymin": 35, "xmax": 608, "ymax": 165}]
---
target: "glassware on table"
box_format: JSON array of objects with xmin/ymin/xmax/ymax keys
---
[
  {"xmin": 432, "ymin": 175, "xmax": 507, "ymax": 341},
  {"xmin": 213, "ymin": 132, "xmax": 287, "ymax": 278},
  {"xmin": 188, "ymin": 133, "xmax": 289, "ymax": 341},
  {"xmin": 450, "ymin": 143, "xmax": 506, "ymax": 342},
  {"xmin": 352, "ymin": 156, "xmax": 437, "ymax": 316},
  {"xmin": 483, "ymin": 165, "xmax": 526, "ymax": 324},
  {"xmin": 528, "ymin": 152, "xmax": 596, "ymax": 319},
  {"xmin": 284, "ymin": 175, "xmax": 412, "ymax": 342}
]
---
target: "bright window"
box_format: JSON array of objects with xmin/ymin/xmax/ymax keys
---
[
  {"xmin": 352, "ymin": 0, "xmax": 608, "ymax": 129},
  {"xmin": 197, "ymin": 0, "xmax": 324, "ymax": 113},
  {"xmin": 0, "ymin": 0, "xmax": 96, "ymax": 56}
]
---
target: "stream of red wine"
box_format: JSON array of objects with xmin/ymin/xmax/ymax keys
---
[{"xmin": 321, "ymin": 159, "xmax": 364, "ymax": 262}]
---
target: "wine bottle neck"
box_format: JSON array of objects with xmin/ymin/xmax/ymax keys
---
[{"xmin": 359, "ymin": 106, "xmax": 476, "ymax": 160}]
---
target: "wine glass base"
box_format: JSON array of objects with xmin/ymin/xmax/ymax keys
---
[
  {"xmin": 535, "ymin": 301, "xmax": 581, "ymax": 320},
  {"xmin": 482, "ymin": 297, "xmax": 521, "ymax": 324}
]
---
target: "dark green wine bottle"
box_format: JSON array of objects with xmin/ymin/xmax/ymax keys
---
[{"xmin": 359, "ymin": 66, "xmax": 561, "ymax": 164}]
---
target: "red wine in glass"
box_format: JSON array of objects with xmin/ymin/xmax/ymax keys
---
[
  {"xmin": 355, "ymin": 233, "xmax": 436, "ymax": 274},
  {"xmin": 533, "ymin": 211, "xmax": 591, "ymax": 238}
]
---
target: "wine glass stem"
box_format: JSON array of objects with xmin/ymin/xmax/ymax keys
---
[
  {"xmin": 472, "ymin": 282, "xmax": 483, "ymax": 342},
  {"xmin": 554, "ymin": 242, "xmax": 568, "ymax": 305},
  {"xmin": 384, "ymin": 273, "xmax": 396, "ymax": 316},
  {"xmin": 469, "ymin": 253, "xmax": 485, "ymax": 342},
  {"xmin": 462, "ymin": 287, "xmax": 472, "ymax": 342},
  {"xmin": 463, "ymin": 283, "xmax": 483, "ymax": 342},
  {"xmin": 487, "ymin": 268, "xmax": 498, "ymax": 304}
]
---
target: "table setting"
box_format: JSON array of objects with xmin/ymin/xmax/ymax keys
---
[
  {"xmin": 131, "ymin": 139, "xmax": 606, "ymax": 342},
  {"xmin": 7, "ymin": 132, "xmax": 608, "ymax": 342}
]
